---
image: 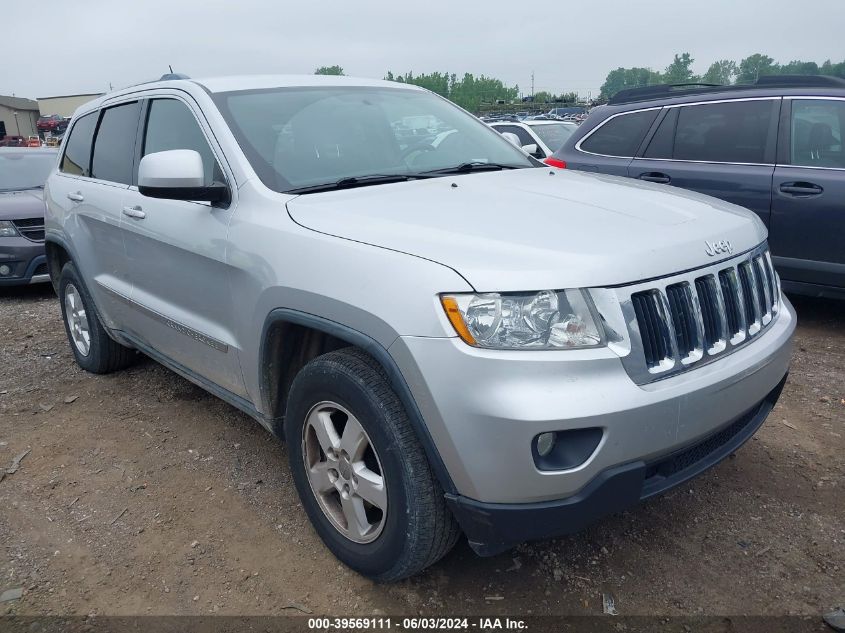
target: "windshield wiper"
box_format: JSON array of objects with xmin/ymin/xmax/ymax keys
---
[
  {"xmin": 287, "ymin": 174, "xmax": 433, "ymax": 195},
  {"xmin": 421, "ymin": 161, "xmax": 524, "ymax": 175}
]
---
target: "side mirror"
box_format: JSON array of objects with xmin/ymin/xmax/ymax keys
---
[
  {"xmin": 138, "ymin": 150, "xmax": 229, "ymax": 204},
  {"xmin": 521, "ymin": 143, "xmax": 540, "ymax": 157},
  {"xmin": 501, "ymin": 132, "xmax": 521, "ymax": 148}
]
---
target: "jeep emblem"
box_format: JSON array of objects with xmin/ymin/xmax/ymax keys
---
[{"xmin": 705, "ymin": 239, "xmax": 733, "ymax": 257}]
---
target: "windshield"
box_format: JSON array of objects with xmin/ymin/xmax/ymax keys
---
[
  {"xmin": 0, "ymin": 153, "xmax": 56, "ymax": 191},
  {"xmin": 530, "ymin": 123, "xmax": 577, "ymax": 152},
  {"xmin": 212, "ymin": 86, "xmax": 534, "ymax": 193}
]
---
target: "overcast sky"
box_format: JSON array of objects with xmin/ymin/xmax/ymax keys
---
[{"xmin": 4, "ymin": 0, "xmax": 843, "ymax": 100}]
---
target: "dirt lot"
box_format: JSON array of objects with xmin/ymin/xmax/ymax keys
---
[{"xmin": 1, "ymin": 285, "xmax": 842, "ymax": 618}]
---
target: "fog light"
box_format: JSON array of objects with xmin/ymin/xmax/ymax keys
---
[
  {"xmin": 536, "ymin": 432, "xmax": 556, "ymax": 457},
  {"xmin": 0, "ymin": 265, "xmax": 10, "ymax": 276}
]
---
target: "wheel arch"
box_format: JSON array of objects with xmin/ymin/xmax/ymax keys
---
[
  {"xmin": 44, "ymin": 237, "xmax": 74, "ymax": 293},
  {"xmin": 259, "ymin": 308, "xmax": 457, "ymax": 495}
]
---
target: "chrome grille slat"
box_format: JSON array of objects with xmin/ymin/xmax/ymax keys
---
[{"xmin": 611, "ymin": 243, "xmax": 780, "ymax": 385}]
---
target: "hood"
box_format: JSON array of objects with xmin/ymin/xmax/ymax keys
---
[
  {"xmin": 286, "ymin": 168, "xmax": 767, "ymax": 291},
  {"xmin": 0, "ymin": 188, "xmax": 46, "ymax": 221}
]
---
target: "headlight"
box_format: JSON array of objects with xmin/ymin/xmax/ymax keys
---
[
  {"xmin": 0, "ymin": 221, "xmax": 19, "ymax": 238},
  {"xmin": 441, "ymin": 289, "xmax": 605, "ymax": 349}
]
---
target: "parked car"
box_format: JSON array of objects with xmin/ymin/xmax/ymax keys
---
[
  {"xmin": 45, "ymin": 74, "xmax": 794, "ymax": 581},
  {"xmin": 489, "ymin": 119, "xmax": 579, "ymax": 159},
  {"xmin": 37, "ymin": 114, "xmax": 68, "ymax": 135},
  {"xmin": 0, "ymin": 148, "xmax": 57, "ymax": 285},
  {"xmin": 548, "ymin": 106, "xmax": 587, "ymax": 118},
  {"xmin": 551, "ymin": 75, "xmax": 845, "ymax": 299},
  {"xmin": 27, "ymin": 136, "xmax": 41, "ymax": 147},
  {"xmin": 0, "ymin": 135, "xmax": 26, "ymax": 147}
]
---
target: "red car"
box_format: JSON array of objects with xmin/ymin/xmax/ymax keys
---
[{"xmin": 36, "ymin": 114, "xmax": 68, "ymax": 134}]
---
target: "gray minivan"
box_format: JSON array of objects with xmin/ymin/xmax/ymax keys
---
[{"xmin": 552, "ymin": 75, "xmax": 845, "ymax": 299}]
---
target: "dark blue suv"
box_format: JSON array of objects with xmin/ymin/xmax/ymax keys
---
[{"xmin": 552, "ymin": 76, "xmax": 845, "ymax": 299}]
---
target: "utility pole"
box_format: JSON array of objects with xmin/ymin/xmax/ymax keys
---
[{"xmin": 531, "ymin": 71, "xmax": 535, "ymax": 98}]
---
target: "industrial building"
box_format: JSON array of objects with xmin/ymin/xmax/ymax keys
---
[
  {"xmin": 0, "ymin": 95, "xmax": 39, "ymax": 138},
  {"xmin": 37, "ymin": 93, "xmax": 102, "ymax": 119}
]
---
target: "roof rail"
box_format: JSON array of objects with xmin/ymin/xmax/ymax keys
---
[
  {"xmin": 159, "ymin": 73, "xmax": 191, "ymax": 81},
  {"xmin": 608, "ymin": 75, "xmax": 845, "ymax": 105},
  {"xmin": 753, "ymin": 74, "xmax": 845, "ymax": 88},
  {"xmin": 608, "ymin": 82, "xmax": 726, "ymax": 105}
]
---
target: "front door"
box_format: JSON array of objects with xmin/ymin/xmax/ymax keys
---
[
  {"xmin": 119, "ymin": 96, "xmax": 246, "ymax": 396},
  {"xmin": 770, "ymin": 97, "xmax": 845, "ymax": 290}
]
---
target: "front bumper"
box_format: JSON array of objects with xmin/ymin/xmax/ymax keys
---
[
  {"xmin": 0, "ymin": 237, "xmax": 48, "ymax": 286},
  {"xmin": 447, "ymin": 375, "xmax": 785, "ymax": 555},
  {"xmin": 388, "ymin": 295, "xmax": 795, "ymax": 550}
]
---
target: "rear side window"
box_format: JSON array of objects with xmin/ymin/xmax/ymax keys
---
[
  {"xmin": 579, "ymin": 109, "xmax": 659, "ymax": 157},
  {"xmin": 790, "ymin": 99, "xmax": 845, "ymax": 168},
  {"xmin": 91, "ymin": 101, "xmax": 141, "ymax": 185},
  {"xmin": 60, "ymin": 112, "xmax": 97, "ymax": 176},
  {"xmin": 142, "ymin": 99, "xmax": 223, "ymax": 186},
  {"xmin": 672, "ymin": 100, "xmax": 774, "ymax": 164}
]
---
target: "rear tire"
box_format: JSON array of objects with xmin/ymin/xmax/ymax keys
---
[
  {"xmin": 58, "ymin": 262, "xmax": 135, "ymax": 374},
  {"xmin": 285, "ymin": 347, "xmax": 460, "ymax": 582}
]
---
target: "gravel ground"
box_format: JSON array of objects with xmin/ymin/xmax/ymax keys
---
[{"xmin": 0, "ymin": 285, "xmax": 842, "ymax": 618}]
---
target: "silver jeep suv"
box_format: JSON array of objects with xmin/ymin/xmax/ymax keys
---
[{"xmin": 44, "ymin": 74, "xmax": 795, "ymax": 581}]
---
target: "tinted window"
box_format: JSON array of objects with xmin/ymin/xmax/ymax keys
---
[
  {"xmin": 91, "ymin": 102, "xmax": 141, "ymax": 184},
  {"xmin": 643, "ymin": 108, "xmax": 677, "ymax": 159},
  {"xmin": 143, "ymin": 99, "xmax": 223, "ymax": 185},
  {"xmin": 580, "ymin": 109, "xmax": 659, "ymax": 157},
  {"xmin": 790, "ymin": 99, "xmax": 845, "ymax": 169},
  {"xmin": 60, "ymin": 112, "xmax": 97, "ymax": 176},
  {"xmin": 673, "ymin": 100, "xmax": 774, "ymax": 164}
]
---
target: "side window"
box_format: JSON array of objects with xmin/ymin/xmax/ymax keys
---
[
  {"xmin": 91, "ymin": 101, "xmax": 141, "ymax": 185},
  {"xmin": 579, "ymin": 109, "xmax": 659, "ymax": 157},
  {"xmin": 790, "ymin": 99, "xmax": 845, "ymax": 169},
  {"xmin": 643, "ymin": 108, "xmax": 678, "ymax": 159},
  {"xmin": 673, "ymin": 100, "xmax": 774, "ymax": 164},
  {"xmin": 60, "ymin": 112, "xmax": 97, "ymax": 176},
  {"xmin": 143, "ymin": 99, "xmax": 223, "ymax": 186},
  {"xmin": 496, "ymin": 125, "xmax": 535, "ymax": 147}
]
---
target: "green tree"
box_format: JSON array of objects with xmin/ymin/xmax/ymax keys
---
[
  {"xmin": 599, "ymin": 67, "xmax": 662, "ymax": 100},
  {"xmin": 663, "ymin": 52, "xmax": 697, "ymax": 84},
  {"xmin": 820, "ymin": 59, "xmax": 845, "ymax": 77},
  {"xmin": 737, "ymin": 54, "xmax": 779, "ymax": 83},
  {"xmin": 314, "ymin": 65, "xmax": 344, "ymax": 76},
  {"xmin": 780, "ymin": 60, "xmax": 820, "ymax": 75},
  {"xmin": 702, "ymin": 59, "xmax": 737, "ymax": 85}
]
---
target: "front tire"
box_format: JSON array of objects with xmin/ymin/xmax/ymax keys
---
[
  {"xmin": 285, "ymin": 347, "xmax": 460, "ymax": 582},
  {"xmin": 58, "ymin": 262, "xmax": 135, "ymax": 374}
]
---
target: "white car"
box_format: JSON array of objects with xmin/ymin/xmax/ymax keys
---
[{"xmin": 489, "ymin": 120, "xmax": 578, "ymax": 160}]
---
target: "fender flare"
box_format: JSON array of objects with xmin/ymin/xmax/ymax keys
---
[{"xmin": 259, "ymin": 308, "xmax": 457, "ymax": 495}]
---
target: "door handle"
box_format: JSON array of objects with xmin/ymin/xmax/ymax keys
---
[
  {"xmin": 638, "ymin": 172, "xmax": 671, "ymax": 184},
  {"xmin": 778, "ymin": 182, "xmax": 823, "ymax": 197},
  {"xmin": 122, "ymin": 206, "xmax": 146, "ymax": 219},
  {"xmin": 67, "ymin": 192, "xmax": 84, "ymax": 202}
]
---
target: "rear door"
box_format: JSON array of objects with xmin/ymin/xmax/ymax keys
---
[
  {"xmin": 769, "ymin": 97, "xmax": 845, "ymax": 290},
  {"xmin": 48, "ymin": 103, "xmax": 139, "ymax": 327},
  {"xmin": 568, "ymin": 108, "xmax": 660, "ymax": 175},
  {"xmin": 629, "ymin": 98, "xmax": 780, "ymax": 227},
  {"xmin": 119, "ymin": 95, "xmax": 246, "ymax": 396}
]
